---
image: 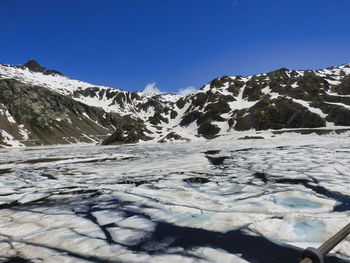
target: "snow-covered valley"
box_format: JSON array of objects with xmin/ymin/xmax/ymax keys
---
[{"xmin": 0, "ymin": 133, "xmax": 350, "ymax": 262}]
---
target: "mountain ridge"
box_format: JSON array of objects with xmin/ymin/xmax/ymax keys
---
[{"xmin": 0, "ymin": 60, "xmax": 350, "ymax": 147}]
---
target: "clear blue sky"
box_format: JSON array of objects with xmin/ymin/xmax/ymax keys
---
[{"xmin": 1, "ymin": 0, "xmax": 350, "ymax": 93}]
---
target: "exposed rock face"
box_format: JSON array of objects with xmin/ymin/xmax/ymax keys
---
[
  {"xmin": 0, "ymin": 78, "xmax": 129, "ymax": 146},
  {"xmin": 157, "ymin": 132, "xmax": 190, "ymax": 143},
  {"xmin": 334, "ymin": 75, "xmax": 350, "ymax": 95},
  {"xmin": 22, "ymin": 59, "xmax": 63, "ymax": 75},
  {"xmin": 1, "ymin": 60, "xmax": 350, "ymax": 146},
  {"xmin": 198, "ymin": 122, "xmax": 221, "ymax": 136},
  {"xmin": 101, "ymin": 120, "xmax": 152, "ymax": 145},
  {"xmin": 234, "ymin": 97, "xmax": 326, "ymax": 131}
]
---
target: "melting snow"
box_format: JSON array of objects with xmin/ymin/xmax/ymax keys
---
[
  {"xmin": 289, "ymin": 97, "xmax": 327, "ymax": 118},
  {"xmin": 228, "ymin": 85, "xmax": 259, "ymax": 110},
  {"xmin": 0, "ymin": 129, "xmax": 24, "ymax": 147},
  {"xmin": 0, "ymin": 135, "xmax": 349, "ymax": 262},
  {"xmin": 4, "ymin": 110, "xmax": 16, "ymax": 124}
]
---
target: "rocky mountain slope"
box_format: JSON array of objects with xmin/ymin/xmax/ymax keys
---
[
  {"xmin": 0, "ymin": 60, "xmax": 350, "ymax": 146},
  {"xmin": 0, "ymin": 61, "xmax": 150, "ymax": 146}
]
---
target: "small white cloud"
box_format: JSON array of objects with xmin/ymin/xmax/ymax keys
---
[
  {"xmin": 178, "ymin": 86, "xmax": 197, "ymax": 96},
  {"xmin": 143, "ymin": 82, "xmax": 163, "ymax": 95}
]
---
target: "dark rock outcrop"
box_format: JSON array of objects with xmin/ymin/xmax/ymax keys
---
[
  {"xmin": 22, "ymin": 60, "xmax": 63, "ymax": 75},
  {"xmin": 234, "ymin": 97, "xmax": 325, "ymax": 131},
  {"xmin": 101, "ymin": 119, "xmax": 152, "ymax": 145}
]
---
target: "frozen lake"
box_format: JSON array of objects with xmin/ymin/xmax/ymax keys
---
[{"xmin": 0, "ymin": 134, "xmax": 350, "ymax": 262}]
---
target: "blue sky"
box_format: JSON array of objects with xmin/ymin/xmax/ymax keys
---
[{"xmin": 1, "ymin": 0, "xmax": 350, "ymax": 94}]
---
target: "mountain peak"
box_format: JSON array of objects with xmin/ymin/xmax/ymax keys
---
[
  {"xmin": 22, "ymin": 59, "xmax": 63, "ymax": 76},
  {"xmin": 23, "ymin": 59, "xmax": 45, "ymax": 72}
]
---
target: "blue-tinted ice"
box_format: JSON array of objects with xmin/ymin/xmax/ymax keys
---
[{"xmin": 0, "ymin": 136, "xmax": 349, "ymax": 262}]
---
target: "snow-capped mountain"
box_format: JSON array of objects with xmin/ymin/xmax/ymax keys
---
[{"xmin": 1, "ymin": 60, "xmax": 350, "ymax": 147}]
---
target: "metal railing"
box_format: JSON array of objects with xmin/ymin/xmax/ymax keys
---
[{"xmin": 300, "ymin": 222, "xmax": 350, "ymax": 263}]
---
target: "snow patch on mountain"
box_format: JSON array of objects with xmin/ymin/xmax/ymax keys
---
[
  {"xmin": 0, "ymin": 129, "xmax": 24, "ymax": 147},
  {"xmin": 0, "ymin": 63, "xmax": 113, "ymax": 95}
]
